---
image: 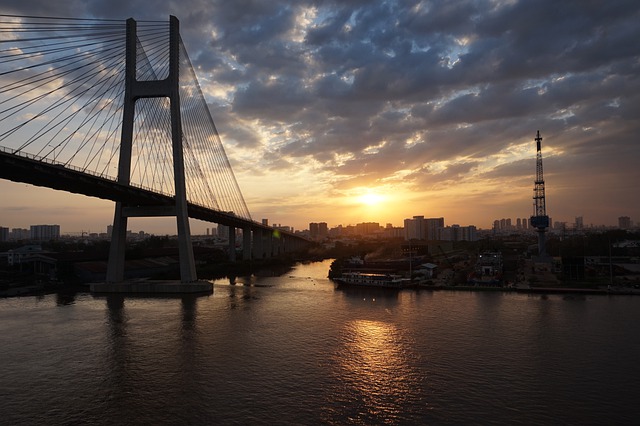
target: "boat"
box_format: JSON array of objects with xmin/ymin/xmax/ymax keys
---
[{"xmin": 334, "ymin": 272, "xmax": 413, "ymax": 288}]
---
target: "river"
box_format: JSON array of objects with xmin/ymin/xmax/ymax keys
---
[{"xmin": 1, "ymin": 259, "xmax": 639, "ymax": 425}]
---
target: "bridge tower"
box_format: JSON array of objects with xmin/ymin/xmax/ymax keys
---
[
  {"xmin": 106, "ymin": 16, "xmax": 197, "ymax": 283},
  {"xmin": 530, "ymin": 130, "xmax": 550, "ymax": 258}
]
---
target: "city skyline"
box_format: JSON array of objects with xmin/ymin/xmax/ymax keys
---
[
  {"xmin": 1, "ymin": 210, "xmax": 634, "ymax": 239},
  {"xmin": 1, "ymin": 1, "xmax": 639, "ymax": 234}
]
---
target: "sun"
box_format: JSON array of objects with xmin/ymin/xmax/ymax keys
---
[{"xmin": 358, "ymin": 191, "xmax": 385, "ymax": 206}]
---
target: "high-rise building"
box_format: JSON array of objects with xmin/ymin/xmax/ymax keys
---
[
  {"xmin": 309, "ymin": 222, "xmax": 319, "ymax": 239},
  {"xmin": 618, "ymin": 216, "xmax": 631, "ymax": 229},
  {"xmin": 404, "ymin": 216, "xmax": 425, "ymax": 240},
  {"xmin": 438, "ymin": 225, "xmax": 477, "ymax": 241},
  {"xmin": 309, "ymin": 222, "xmax": 328, "ymax": 240},
  {"xmin": 404, "ymin": 216, "xmax": 444, "ymax": 240},
  {"xmin": 10, "ymin": 228, "xmax": 30, "ymax": 240},
  {"xmin": 425, "ymin": 218, "xmax": 445, "ymax": 240},
  {"xmin": 30, "ymin": 224, "xmax": 60, "ymax": 241},
  {"xmin": 318, "ymin": 222, "xmax": 328, "ymax": 238},
  {"xmin": 575, "ymin": 216, "xmax": 584, "ymax": 230},
  {"xmin": 355, "ymin": 222, "xmax": 380, "ymax": 236},
  {"xmin": 0, "ymin": 227, "xmax": 8, "ymax": 242}
]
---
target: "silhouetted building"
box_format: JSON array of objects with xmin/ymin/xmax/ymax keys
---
[
  {"xmin": 383, "ymin": 224, "xmax": 404, "ymax": 239},
  {"xmin": 10, "ymin": 228, "xmax": 30, "ymax": 240},
  {"xmin": 618, "ymin": 216, "xmax": 632, "ymax": 229},
  {"xmin": 404, "ymin": 216, "xmax": 445, "ymax": 241},
  {"xmin": 355, "ymin": 222, "xmax": 380, "ymax": 236},
  {"xmin": 309, "ymin": 222, "xmax": 328, "ymax": 240},
  {"xmin": 0, "ymin": 227, "xmax": 8, "ymax": 242},
  {"xmin": 438, "ymin": 225, "xmax": 477, "ymax": 241},
  {"xmin": 404, "ymin": 216, "xmax": 426, "ymax": 240},
  {"xmin": 426, "ymin": 218, "xmax": 445, "ymax": 240},
  {"xmin": 30, "ymin": 224, "xmax": 60, "ymax": 241}
]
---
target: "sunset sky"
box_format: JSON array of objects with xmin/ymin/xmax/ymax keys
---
[{"xmin": 1, "ymin": 0, "xmax": 639, "ymax": 235}]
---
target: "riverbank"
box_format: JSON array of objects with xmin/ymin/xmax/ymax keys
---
[{"xmin": 414, "ymin": 283, "xmax": 640, "ymax": 296}]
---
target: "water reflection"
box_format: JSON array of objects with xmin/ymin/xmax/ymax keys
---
[
  {"xmin": 335, "ymin": 285, "xmax": 400, "ymax": 303},
  {"xmin": 102, "ymin": 294, "xmax": 204, "ymax": 423},
  {"xmin": 329, "ymin": 319, "xmax": 422, "ymax": 424}
]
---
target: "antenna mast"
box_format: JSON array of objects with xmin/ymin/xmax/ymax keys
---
[{"xmin": 530, "ymin": 130, "xmax": 549, "ymax": 258}]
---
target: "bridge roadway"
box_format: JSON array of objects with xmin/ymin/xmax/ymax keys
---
[{"xmin": 0, "ymin": 149, "xmax": 302, "ymax": 242}]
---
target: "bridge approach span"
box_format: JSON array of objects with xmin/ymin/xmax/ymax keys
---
[{"xmin": 0, "ymin": 149, "xmax": 293, "ymax": 237}]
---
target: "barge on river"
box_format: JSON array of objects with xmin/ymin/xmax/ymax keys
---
[{"xmin": 334, "ymin": 272, "xmax": 413, "ymax": 288}]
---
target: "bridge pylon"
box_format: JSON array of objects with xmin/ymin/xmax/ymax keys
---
[{"xmin": 106, "ymin": 16, "xmax": 197, "ymax": 283}]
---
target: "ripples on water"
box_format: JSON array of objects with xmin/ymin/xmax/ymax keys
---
[{"xmin": 1, "ymin": 260, "xmax": 640, "ymax": 425}]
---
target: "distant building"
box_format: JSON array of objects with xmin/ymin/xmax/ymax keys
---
[
  {"xmin": 30, "ymin": 225, "xmax": 60, "ymax": 241},
  {"xmin": 7, "ymin": 245, "xmax": 43, "ymax": 266},
  {"xmin": 0, "ymin": 227, "xmax": 8, "ymax": 242},
  {"xmin": 318, "ymin": 222, "xmax": 328, "ymax": 238},
  {"xmin": 273, "ymin": 224, "xmax": 293, "ymax": 233},
  {"xmin": 404, "ymin": 216, "xmax": 426, "ymax": 240},
  {"xmin": 355, "ymin": 222, "xmax": 380, "ymax": 236},
  {"xmin": 309, "ymin": 222, "xmax": 328, "ymax": 240},
  {"xmin": 438, "ymin": 225, "xmax": 477, "ymax": 242},
  {"xmin": 425, "ymin": 218, "xmax": 444, "ymax": 240},
  {"xmin": 383, "ymin": 224, "xmax": 404, "ymax": 239},
  {"xmin": 10, "ymin": 228, "xmax": 30, "ymax": 240},
  {"xmin": 575, "ymin": 216, "xmax": 584, "ymax": 230},
  {"xmin": 328, "ymin": 225, "xmax": 343, "ymax": 238},
  {"xmin": 404, "ymin": 216, "xmax": 446, "ymax": 240},
  {"xmin": 618, "ymin": 216, "xmax": 632, "ymax": 229}
]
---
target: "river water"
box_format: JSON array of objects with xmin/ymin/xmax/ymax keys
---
[{"xmin": 1, "ymin": 259, "xmax": 639, "ymax": 425}]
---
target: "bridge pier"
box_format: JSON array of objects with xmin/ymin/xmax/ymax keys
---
[{"xmin": 106, "ymin": 202, "xmax": 128, "ymax": 282}]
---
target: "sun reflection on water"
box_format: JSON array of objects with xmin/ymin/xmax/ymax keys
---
[{"xmin": 328, "ymin": 319, "xmax": 423, "ymax": 424}]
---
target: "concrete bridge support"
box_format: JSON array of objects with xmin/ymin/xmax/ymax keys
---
[{"xmin": 106, "ymin": 16, "xmax": 197, "ymax": 284}]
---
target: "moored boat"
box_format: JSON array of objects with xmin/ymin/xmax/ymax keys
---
[{"xmin": 334, "ymin": 272, "xmax": 413, "ymax": 288}]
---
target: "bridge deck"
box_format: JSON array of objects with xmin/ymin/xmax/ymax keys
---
[{"xmin": 0, "ymin": 150, "xmax": 286, "ymax": 235}]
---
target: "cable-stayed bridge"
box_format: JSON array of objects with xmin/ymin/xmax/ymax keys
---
[{"xmin": 0, "ymin": 14, "xmax": 308, "ymax": 285}]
